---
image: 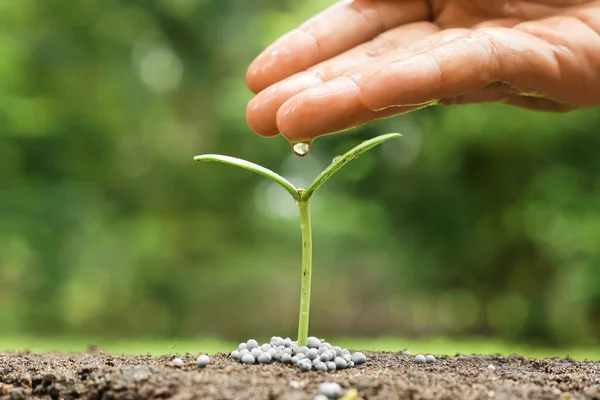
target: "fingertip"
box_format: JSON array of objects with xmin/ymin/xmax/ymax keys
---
[
  {"xmin": 276, "ymin": 77, "xmax": 415, "ymax": 143},
  {"xmin": 276, "ymin": 95, "xmax": 318, "ymax": 144},
  {"xmin": 246, "ymin": 59, "xmax": 269, "ymax": 94},
  {"xmin": 276, "ymin": 97, "xmax": 307, "ymax": 144},
  {"xmin": 275, "ymin": 78, "xmax": 356, "ymax": 143},
  {"xmin": 246, "ymin": 72, "xmax": 324, "ymax": 137},
  {"xmin": 245, "ymin": 97, "xmax": 280, "ymax": 137}
]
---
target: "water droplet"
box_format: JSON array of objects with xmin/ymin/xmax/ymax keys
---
[
  {"xmin": 292, "ymin": 142, "xmax": 311, "ymax": 157},
  {"xmin": 332, "ymin": 155, "xmax": 343, "ymax": 163}
]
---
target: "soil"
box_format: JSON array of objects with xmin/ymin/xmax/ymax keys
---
[{"xmin": 1, "ymin": 349, "xmax": 599, "ymax": 400}]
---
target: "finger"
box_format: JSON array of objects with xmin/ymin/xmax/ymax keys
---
[
  {"xmin": 308, "ymin": 22, "xmax": 439, "ymax": 81},
  {"xmin": 246, "ymin": 22, "xmax": 439, "ymax": 137},
  {"xmin": 274, "ymin": 78, "xmax": 428, "ymax": 142},
  {"xmin": 245, "ymin": 0, "xmax": 431, "ymax": 94},
  {"xmin": 357, "ymin": 26, "xmax": 581, "ymax": 111},
  {"xmin": 513, "ymin": 11, "xmax": 600, "ymax": 107},
  {"xmin": 272, "ymin": 29, "xmax": 473, "ymax": 142}
]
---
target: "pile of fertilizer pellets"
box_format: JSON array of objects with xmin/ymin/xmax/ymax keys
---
[{"xmin": 230, "ymin": 336, "xmax": 367, "ymax": 372}]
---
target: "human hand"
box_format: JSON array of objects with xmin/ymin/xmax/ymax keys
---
[{"xmin": 245, "ymin": 0, "xmax": 600, "ymax": 145}]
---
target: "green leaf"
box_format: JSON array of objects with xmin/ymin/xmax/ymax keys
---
[
  {"xmin": 194, "ymin": 154, "xmax": 301, "ymax": 201},
  {"xmin": 301, "ymin": 133, "xmax": 402, "ymax": 200}
]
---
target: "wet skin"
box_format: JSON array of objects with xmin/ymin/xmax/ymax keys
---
[{"xmin": 245, "ymin": 0, "xmax": 600, "ymax": 144}]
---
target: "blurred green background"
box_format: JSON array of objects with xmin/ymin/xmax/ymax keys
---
[{"xmin": 2, "ymin": 0, "xmax": 600, "ymax": 358}]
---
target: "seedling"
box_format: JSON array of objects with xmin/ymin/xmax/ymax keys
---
[{"xmin": 193, "ymin": 133, "xmax": 401, "ymax": 347}]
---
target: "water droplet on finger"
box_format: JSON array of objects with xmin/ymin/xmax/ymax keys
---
[{"xmin": 292, "ymin": 142, "xmax": 311, "ymax": 157}]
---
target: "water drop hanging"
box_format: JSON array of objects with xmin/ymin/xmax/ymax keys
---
[{"xmin": 292, "ymin": 142, "xmax": 311, "ymax": 157}]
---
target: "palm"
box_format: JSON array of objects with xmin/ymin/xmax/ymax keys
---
[{"xmin": 246, "ymin": 0, "xmax": 600, "ymax": 143}]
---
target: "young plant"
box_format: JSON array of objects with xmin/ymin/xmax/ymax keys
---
[{"xmin": 194, "ymin": 133, "xmax": 401, "ymax": 346}]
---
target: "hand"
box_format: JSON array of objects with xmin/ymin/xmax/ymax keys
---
[{"xmin": 245, "ymin": 0, "xmax": 600, "ymax": 144}]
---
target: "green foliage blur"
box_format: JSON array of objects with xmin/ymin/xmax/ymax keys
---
[{"xmin": 1, "ymin": 0, "xmax": 600, "ymax": 349}]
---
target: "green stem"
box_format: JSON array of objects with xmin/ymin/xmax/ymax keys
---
[{"xmin": 296, "ymin": 198, "xmax": 312, "ymax": 347}]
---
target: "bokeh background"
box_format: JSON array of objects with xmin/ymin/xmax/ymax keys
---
[{"xmin": 2, "ymin": 0, "xmax": 600, "ymax": 355}]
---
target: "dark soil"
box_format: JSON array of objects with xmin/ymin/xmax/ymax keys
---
[{"xmin": 1, "ymin": 349, "xmax": 599, "ymax": 400}]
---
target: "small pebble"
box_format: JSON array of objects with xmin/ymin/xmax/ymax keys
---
[
  {"xmin": 250, "ymin": 348, "xmax": 262, "ymax": 358},
  {"xmin": 281, "ymin": 353, "xmax": 292, "ymax": 364},
  {"xmin": 426, "ymin": 355, "xmax": 436, "ymax": 364},
  {"xmin": 342, "ymin": 349, "xmax": 351, "ymax": 356},
  {"xmin": 342, "ymin": 354, "xmax": 351, "ymax": 363},
  {"xmin": 230, "ymin": 350, "xmax": 240, "ymax": 360},
  {"xmin": 196, "ymin": 355, "xmax": 210, "ymax": 368},
  {"xmin": 283, "ymin": 348, "xmax": 293, "ymax": 356},
  {"xmin": 296, "ymin": 353, "xmax": 306, "ymax": 360},
  {"xmin": 334, "ymin": 357, "xmax": 348, "ymax": 369},
  {"xmin": 314, "ymin": 395, "xmax": 329, "ymax": 400},
  {"xmin": 326, "ymin": 361, "xmax": 337, "ymax": 371},
  {"xmin": 320, "ymin": 352, "xmax": 333, "ymax": 362},
  {"xmin": 299, "ymin": 360, "xmax": 312, "ymax": 372},
  {"xmin": 307, "ymin": 336, "xmax": 321, "ymax": 349},
  {"xmin": 297, "ymin": 346, "xmax": 309, "ymax": 354},
  {"xmin": 271, "ymin": 337, "xmax": 285, "ymax": 347},
  {"xmin": 314, "ymin": 362, "xmax": 328, "ymax": 372},
  {"xmin": 312, "ymin": 358, "xmax": 322, "ymax": 366},
  {"xmin": 241, "ymin": 354, "xmax": 256, "ymax": 364},
  {"xmin": 307, "ymin": 349, "xmax": 319, "ymax": 360},
  {"xmin": 351, "ymin": 352, "xmax": 367, "ymax": 365},
  {"xmin": 258, "ymin": 352, "xmax": 272, "ymax": 364},
  {"xmin": 261, "ymin": 344, "xmax": 271, "ymax": 352},
  {"xmin": 246, "ymin": 339, "xmax": 259, "ymax": 351},
  {"xmin": 291, "ymin": 356, "xmax": 300, "ymax": 364},
  {"xmin": 171, "ymin": 358, "xmax": 184, "ymax": 366},
  {"xmin": 283, "ymin": 338, "xmax": 293, "ymax": 347},
  {"xmin": 414, "ymin": 354, "xmax": 426, "ymax": 364},
  {"xmin": 238, "ymin": 349, "xmax": 250, "ymax": 357},
  {"xmin": 402, "ymin": 349, "xmax": 411, "ymax": 356},
  {"xmin": 332, "ymin": 346, "xmax": 343, "ymax": 357},
  {"xmin": 487, "ymin": 364, "xmax": 496, "ymax": 371},
  {"xmin": 319, "ymin": 382, "xmax": 342, "ymax": 398},
  {"xmin": 266, "ymin": 348, "xmax": 277, "ymax": 357},
  {"xmin": 238, "ymin": 343, "xmax": 247, "ymax": 351}
]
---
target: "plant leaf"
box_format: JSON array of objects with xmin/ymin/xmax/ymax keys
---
[
  {"xmin": 194, "ymin": 154, "xmax": 301, "ymax": 201},
  {"xmin": 301, "ymin": 132, "xmax": 402, "ymax": 200}
]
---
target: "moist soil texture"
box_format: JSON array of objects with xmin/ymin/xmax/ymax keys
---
[{"xmin": 1, "ymin": 350, "xmax": 599, "ymax": 400}]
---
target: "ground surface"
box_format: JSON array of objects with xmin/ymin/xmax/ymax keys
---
[{"xmin": 1, "ymin": 350, "xmax": 599, "ymax": 400}]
